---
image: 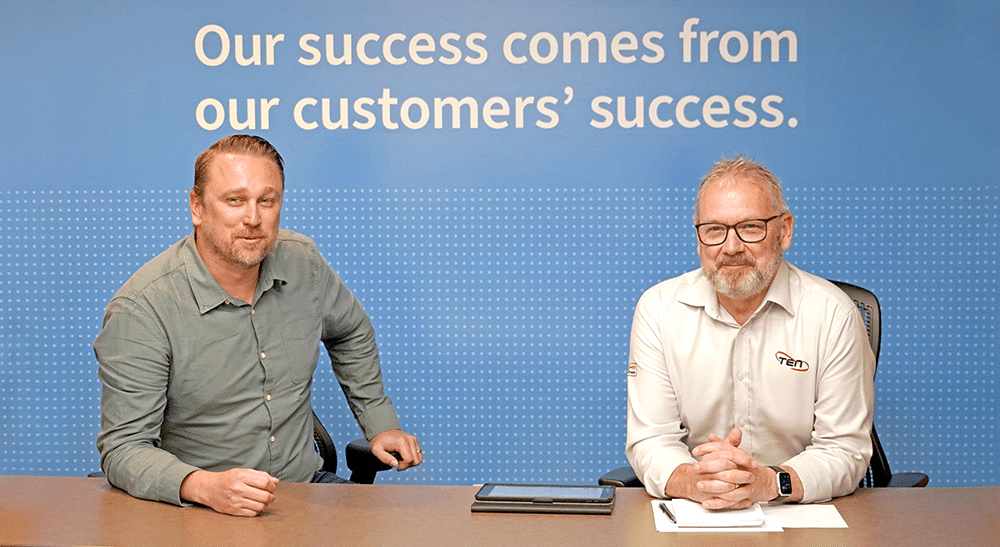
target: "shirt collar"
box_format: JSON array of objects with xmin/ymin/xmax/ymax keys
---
[
  {"xmin": 181, "ymin": 231, "xmax": 288, "ymax": 314},
  {"xmin": 678, "ymin": 261, "xmax": 794, "ymax": 321},
  {"xmin": 256, "ymin": 243, "xmax": 288, "ymax": 298}
]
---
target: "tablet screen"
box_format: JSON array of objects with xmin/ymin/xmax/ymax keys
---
[{"xmin": 476, "ymin": 484, "xmax": 614, "ymax": 503}]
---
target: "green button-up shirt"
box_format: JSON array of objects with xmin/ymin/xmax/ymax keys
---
[{"xmin": 95, "ymin": 229, "xmax": 401, "ymax": 505}]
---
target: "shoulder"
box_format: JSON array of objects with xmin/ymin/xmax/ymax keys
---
[
  {"xmin": 272, "ymin": 229, "xmax": 324, "ymax": 263},
  {"xmin": 637, "ymin": 268, "xmax": 706, "ymax": 307},
  {"xmin": 275, "ymin": 229, "xmax": 320, "ymax": 251},
  {"xmin": 785, "ymin": 263, "xmax": 858, "ymax": 316},
  {"xmin": 110, "ymin": 236, "xmax": 190, "ymax": 302}
]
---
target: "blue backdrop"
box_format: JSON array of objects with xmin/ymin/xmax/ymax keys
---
[{"xmin": 1, "ymin": 0, "xmax": 997, "ymax": 487}]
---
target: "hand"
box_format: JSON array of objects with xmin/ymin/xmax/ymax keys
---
[
  {"xmin": 690, "ymin": 428, "xmax": 761, "ymax": 509},
  {"xmin": 179, "ymin": 468, "xmax": 279, "ymax": 517},
  {"xmin": 369, "ymin": 429, "xmax": 423, "ymax": 471}
]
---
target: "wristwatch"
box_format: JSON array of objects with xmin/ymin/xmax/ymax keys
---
[{"xmin": 769, "ymin": 465, "xmax": 792, "ymax": 503}]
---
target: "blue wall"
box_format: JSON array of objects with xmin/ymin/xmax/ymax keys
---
[{"xmin": 1, "ymin": 0, "xmax": 997, "ymax": 486}]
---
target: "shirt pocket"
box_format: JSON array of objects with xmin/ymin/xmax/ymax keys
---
[{"xmin": 281, "ymin": 316, "xmax": 321, "ymax": 385}]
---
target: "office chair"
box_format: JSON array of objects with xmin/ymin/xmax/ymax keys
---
[
  {"xmin": 311, "ymin": 409, "xmax": 394, "ymax": 483},
  {"xmin": 89, "ymin": 410, "xmax": 392, "ymax": 484},
  {"xmin": 828, "ymin": 280, "xmax": 929, "ymax": 488},
  {"xmin": 599, "ymin": 279, "xmax": 929, "ymax": 489}
]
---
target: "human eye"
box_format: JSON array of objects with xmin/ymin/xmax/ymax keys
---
[{"xmin": 738, "ymin": 220, "xmax": 766, "ymax": 237}]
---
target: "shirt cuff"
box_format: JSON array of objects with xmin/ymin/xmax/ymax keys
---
[{"xmin": 355, "ymin": 400, "xmax": 402, "ymax": 440}]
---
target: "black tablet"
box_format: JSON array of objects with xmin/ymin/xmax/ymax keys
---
[{"xmin": 475, "ymin": 483, "xmax": 615, "ymax": 504}]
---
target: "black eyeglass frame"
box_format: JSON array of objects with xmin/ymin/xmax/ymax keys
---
[{"xmin": 694, "ymin": 214, "xmax": 786, "ymax": 246}]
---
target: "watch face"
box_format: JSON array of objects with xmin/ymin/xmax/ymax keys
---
[{"xmin": 777, "ymin": 472, "xmax": 793, "ymax": 495}]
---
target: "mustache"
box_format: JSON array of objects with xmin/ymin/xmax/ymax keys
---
[
  {"xmin": 234, "ymin": 229, "xmax": 267, "ymax": 239},
  {"xmin": 715, "ymin": 254, "xmax": 756, "ymax": 267}
]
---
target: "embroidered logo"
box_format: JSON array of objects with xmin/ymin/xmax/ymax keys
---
[{"xmin": 775, "ymin": 351, "xmax": 809, "ymax": 372}]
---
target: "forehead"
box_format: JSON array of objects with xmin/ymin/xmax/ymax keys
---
[
  {"xmin": 697, "ymin": 177, "xmax": 772, "ymax": 222},
  {"xmin": 204, "ymin": 153, "xmax": 283, "ymax": 192}
]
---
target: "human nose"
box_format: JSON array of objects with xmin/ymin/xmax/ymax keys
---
[
  {"xmin": 720, "ymin": 226, "xmax": 745, "ymax": 253},
  {"xmin": 243, "ymin": 203, "xmax": 262, "ymax": 226}
]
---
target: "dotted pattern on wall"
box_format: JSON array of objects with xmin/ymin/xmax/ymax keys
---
[{"xmin": 1, "ymin": 187, "xmax": 996, "ymax": 485}]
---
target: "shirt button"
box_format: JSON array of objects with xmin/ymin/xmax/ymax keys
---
[
  {"xmin": 270, "ymin": 436, "xmax": 276, "ymax": 443},
  {"xmin": 261, "ymin": 352, "xmax": 266, "ymax": 359},
  {"xmin": 251, "ymin": 309, "xmax": 256, "ymax": 315},
  {"xmin": 266, "ymin": 394, "xmax": 272, "ymax": 401}
]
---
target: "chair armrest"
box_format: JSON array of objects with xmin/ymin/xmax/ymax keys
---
[
  {"xmin": 887, "ymin": 472, "xmax": 930, "ymax": 488},
  {"xmin": 345, "ymin": 438, "xmax": 394, "ymax": 484},
  {"xmin": 599, "ymin": 466, "xmax": 643, "ymax": 488}
]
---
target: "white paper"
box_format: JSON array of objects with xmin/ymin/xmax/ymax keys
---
[
  {"xmin": 651, "ymin": 500, "xmax": 783, "ymax": 533},
  {"xmin": 670, "ymin": 498, "xmax": 766, "ymax": 527},
  {"xmin": 651, "ymin": 500, "xmax": 850, "ymax": 533},
  {"xmin": 761, "ymin": 504, "xmax": 848, "ymax": 528}
]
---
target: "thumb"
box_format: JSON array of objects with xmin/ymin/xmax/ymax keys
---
[
  {"xmin": 725, "ymin": 428, "xmax": 742, "ymax": 447},
  {"xmin": 371, "ymin": 444, "xmax": 399, "ymax": 467}
]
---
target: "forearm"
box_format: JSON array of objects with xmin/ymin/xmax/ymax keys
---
[
  {"xmin": 626, "ymin": 436, "xmax": 696, "ymax": 499},
  {"xmin": 99, "ymin": 440, "xmax": 199, "ymax": 505},
  {"xmin": 323, "ymin": 293, "xmax": 401, "ymax": 438}
]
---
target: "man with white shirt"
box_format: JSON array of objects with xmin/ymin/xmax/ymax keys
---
[{"xmin": 626, "ymin": 155, "xmax": 874, "ymax": 507}]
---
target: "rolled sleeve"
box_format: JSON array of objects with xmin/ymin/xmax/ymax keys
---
[
  {"xmin": 316, "ymin": 248, "xmax": 401, "ymax": 440},
  {"xmin": 95, "ymin": 296, "xmax": 198, "ymax": 506}
]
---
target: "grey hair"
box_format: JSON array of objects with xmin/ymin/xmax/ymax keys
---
[{"xmin": 693, "ymin": 155, "xmax": 789, "ymax": 223}]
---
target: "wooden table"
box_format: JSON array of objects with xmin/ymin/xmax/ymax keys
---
[{"xmin": 1, "ymin": 476, "xmax": 996, "ymax": 547}]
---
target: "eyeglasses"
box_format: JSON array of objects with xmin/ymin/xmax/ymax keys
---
[{"xmin": 694, "ymin": 214, "xmax": 784, "ymax": 246}]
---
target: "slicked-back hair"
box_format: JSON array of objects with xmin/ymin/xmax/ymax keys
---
[
  {"xmin": 693, "ymin": 155, "xmax": 789, "ymax": 224},
  {"xmin": 192, "ymin": 134, "xmax": 285, "ymax": 199}
]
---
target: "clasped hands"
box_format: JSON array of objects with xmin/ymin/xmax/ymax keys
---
[{"xmin": 679, "ymin": 428, "xmax": 777, "ymax": 510}]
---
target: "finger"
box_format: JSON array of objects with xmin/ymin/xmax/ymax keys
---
[
  {"xmin": 697, "ymin": 468, "xmax": 756, "ymax": 487},
  {"xmin": 701, "ymin": 495, "xmax": 754, "ymax": 511},
  {"xmin": 693, "ymin": 455, "xmax": 737, "ymax": 473},
  {"xmin": 696, "ymin": 479, "xmax": 739, "ymax": 495},
  {"xmin": 693, "ymin": 441, "xmax": 740, "ymax": 458},
  {"xmin": 396, "ymin": 438, "xmax": 424, "ymax": 471},
  {"xmin": 696, "ymin": 444, "xmax": 759, "ymax": 471},
  {"xmin": 232, "ymin": 497, "xmax": 270, "ymax": 517},
  {"xmin": 724, "ymin": 450, "xmax": 759, "ymax": 470},
  {"xmin": 241, "ymin": 470, "xmax": 279, "ymax": 492},
  {"xmin": 725, "ymin": 428, "xmax": 743, "ymax": 447},
  {"xmin": 698, "ymin": 482, "xmax": 753, "ymax": 502},
  {"xmin": 370, "ymin": 444, "xmax": 400, "ymax": 467}
]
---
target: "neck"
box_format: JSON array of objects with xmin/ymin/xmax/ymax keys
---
[
  {"xmin": 195, "ymin": 237, "xmax": 260, "ymax": 304},
  {"xmin": 717, "ymin": 292, "xmax": 765, "ymax": 325}
]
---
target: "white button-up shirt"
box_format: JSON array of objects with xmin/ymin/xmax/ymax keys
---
[{"xmin": 626, "ymin": 262, "xmax": 875, "ymax": 503}]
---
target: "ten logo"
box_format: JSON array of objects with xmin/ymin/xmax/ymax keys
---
[{"xmin": 775, "ymin": 351, "xmax": 809, "ymax": 372}]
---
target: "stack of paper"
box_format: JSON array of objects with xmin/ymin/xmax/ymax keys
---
[
  {"xmin": 651, "ymin": 499, "xmax": 783, "ymax": 532},
  {"xmin": 651, "ymin": 499, "xmax": 850, "ymax": 533},
  {"xmin": 669, "ymin": 499, "xmax": 766, "ymax": 527}
]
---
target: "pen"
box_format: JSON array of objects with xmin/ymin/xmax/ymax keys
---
[{"xmin": 659, "ymin": 502, "xmax": 677, "ymax": 523}]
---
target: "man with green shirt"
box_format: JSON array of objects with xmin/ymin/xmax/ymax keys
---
[{"xmin": 95, "ymin": 134, "xmax": 423, "ymax": 517}]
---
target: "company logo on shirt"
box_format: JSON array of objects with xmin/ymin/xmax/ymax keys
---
[{"xmin": 775, "ymin": 351, "xmax": 809, "ymax": 372}]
